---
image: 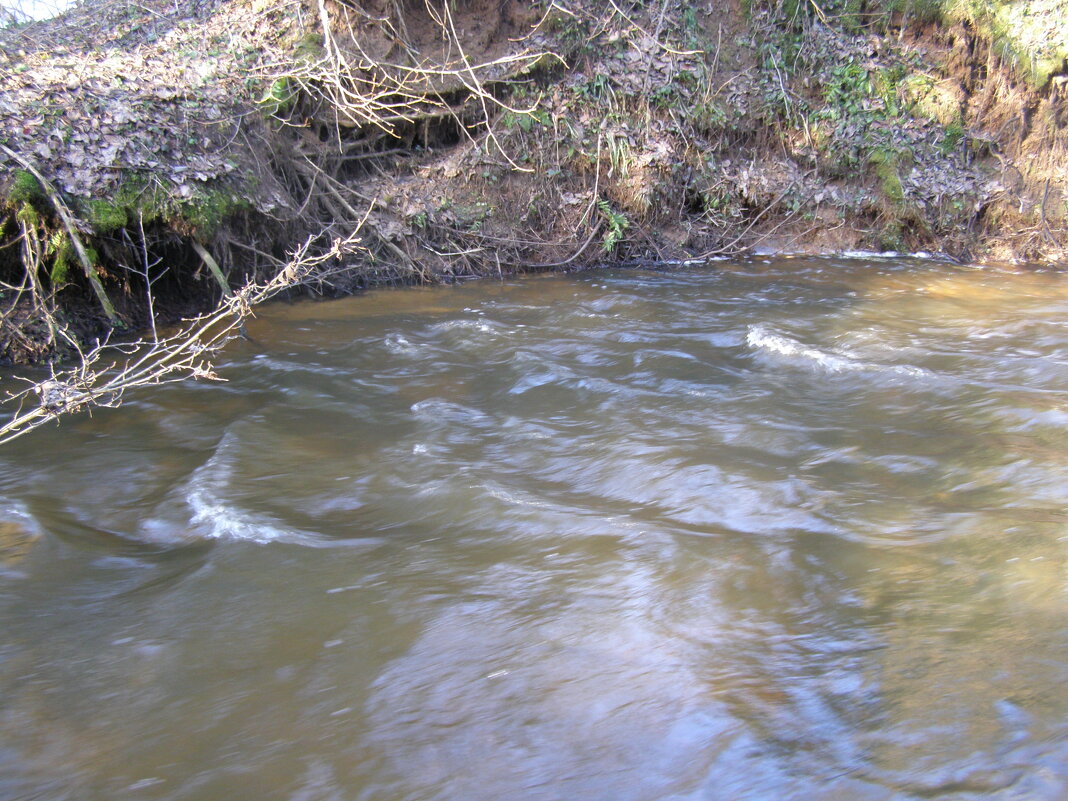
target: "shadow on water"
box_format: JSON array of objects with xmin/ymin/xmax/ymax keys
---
[{"xmin": 1, "ymin": 256, "xmax": 1068, "ymax": 800}]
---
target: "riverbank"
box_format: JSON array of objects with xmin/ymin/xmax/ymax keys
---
[{"xmin": 2, "ymin": 0, "xmax": 1067, "ymax": 363}]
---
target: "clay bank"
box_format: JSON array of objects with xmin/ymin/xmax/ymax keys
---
[{"xmin": 1, "ymin": 0, "xmax": 1067, "ymax": 367}]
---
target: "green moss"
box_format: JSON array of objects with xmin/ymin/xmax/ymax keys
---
[
  {"xmin": 259, "ymin": 76, "xmax": 296, "ymax": 117},
  {"xmin": 294, "ymin": 32, "xmax": 324, "ymax": 61},
  {"xmin": 1035, "ymin": 56, "xmax": 1068, "ymax": 88},
  {"xmin": 75, "ymin": 177, "xmax": 174, "ymax": 232},
  {"xmin": 8, "ymin": 169, "xmax": 44, "ymax": 205},
  {"xmin": 869, "ymin": 147, "xmax": 906, "ymax": 205},
  {"xmin": 884, "ymin": 0, "xmax": 945, "ymax": 23},
  {"xmin": 85, "ymin": 198, "xmax": 129, "ymax": 232},
  {"xmin": 889, "ymin": 0, "xmax": 1068, "ymax": 88},
  {"xmin": 67, "ymin": 177, "xmax": 247, "ymax": 241},
  {"xmin": 901, "ymin": 72, "xmax": 961, "ymax": 124},
  {"xmin": 178, "ymin": 188, "xmax": 250, "ymax": 236},
  {"xmin": 939, "ymin": 121, "xmax": 966, "ymax": 154},
  {"xmin": 46, "ymin": 231, "xmax": 72, "ymax": 284},
  {"xmin": 14, "ymin": 201, "xmax": 38, "ymax": 227}
]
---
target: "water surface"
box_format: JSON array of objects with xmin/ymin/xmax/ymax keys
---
[{"xmin": 1, "ymin": 257, "xmax": 1067, "ymax": 800}]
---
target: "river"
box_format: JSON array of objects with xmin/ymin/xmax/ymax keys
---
[{"xmin": 1, "ymin": 256, "xmax": 1066, "ymax": 800}]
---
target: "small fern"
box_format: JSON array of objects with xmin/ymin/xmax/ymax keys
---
[{"xmin": 597, "ymin": 199, "xmax": 629, "ymax": 255}]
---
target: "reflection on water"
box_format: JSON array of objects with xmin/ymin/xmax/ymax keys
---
[{"xmin": 1, "ymin": 257, "xmax": 1067, "ymax": 800}]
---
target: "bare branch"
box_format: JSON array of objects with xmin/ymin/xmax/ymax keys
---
[
  {"xmin": 0, "ymin": 143, "xmax": 121, "ymax": 326},
  {"xmin": 0, "ymin": 229, "xmax": 366, "ymax": 446}
]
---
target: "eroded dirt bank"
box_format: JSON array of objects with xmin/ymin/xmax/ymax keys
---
[{"xmin": 1, "ymin": 0, "xmax": 1066, "ymax": 363}]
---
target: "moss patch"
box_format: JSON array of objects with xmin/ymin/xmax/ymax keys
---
[
  {"xmin": 76, "ymin": 180, "xmax": 248, "ymax": 238},
  {"xmin": 955, "ymin": 0, "xmax": 1068, "ymax": 88},
  {"xmin": 46, "ymin": 230, "xmax": 73, "ymax": 284},
  {"xmin": 882, "ymin": 0, "xmax": 1068, "ymax": 88},
  {"xmin": 78, "ymin": 178, "xmax": 167, "ymax": 233},
  {"xmin": 7, "ymin": 169, "xmax": 44, "ymax": 206},
  {"xmin": 178, "ymin": 188, "xmax": 251, "ymax": 237},
  {"xmin": 870, "ymin": 147, "xmax": 907, "ymax": 206},
  {"xmin": 902, "ymin": 73, "xmax": 961, "ymax": 125},
  {"xmin": 85, "ymin": 198, "xmax": 129, "ymax": 232}
]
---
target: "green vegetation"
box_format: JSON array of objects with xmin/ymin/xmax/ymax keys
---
[
  {"xmin": 76, "ymin": 179, "xmax": 249, "ymax": 238},
  {"xmin": 79, "ymin": 178, "xmax": 165, "ymax": 233},
  {"xmin": 754, "ymin": 0, "xmax": 1066, "ymax": 88},
  {"xmin": 939, "ymin": 121, "xmax": 966, "ymax": 154},
  {"xmin": 1, "ymin": 0, "xmax": 1065, "ymax": 368},
  {"xmin": 597, "ymin": 199, "xmax": 629, "ymax": 254},
  {"xmin": 85, "ymin": 198, "xmax": 130, "ymax": 232},
  {"xmin": 45, "ymin": 231, "xmax": 73, "ymax": 284},
  {"xmin": 179, "ymin": 188, "xmax": 251, "ymax": 237},
  {"xmin": 9, "ymin": 201, "xmax": 72, "ymax": 286},
  {"xmin": 885, "ymin": 0, "xmax": 945, "ymax": 23},
  {"xmin": 14, "ymin": 201, "xmax": 38, "ymax": 228},
  {"xmin": 869, "ymin": 146, "xmax": 908, "ymax": 206},
  {"xmin": 293, "ymin": 32, "xmax": 324, "ymax": 60},
  {"xmin": 259, "ymin": 76, "xmax": 297, "ymax": 117},
  {"xmin": 542, "ymin": 6, "xmax": 594, "ymax": 61},
  {"xmin": 7, "ymin": 169, "xmax": 44, "ymax": 205},
  {"xmin": 501, "ymin": 109, "xmax": 552, "ymax": 133},
  {"xmin": 940, "ymin": 0, "xmax": 1068, "ymax": 88},
  {"xmin": 826, "ymin": 0, "xmax": 1068, "ymax": 88}
]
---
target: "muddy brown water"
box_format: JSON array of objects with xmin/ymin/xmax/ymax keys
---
[{"xmin": 1, "ymin": 257, "xmax": 1067, "ymax": 800}]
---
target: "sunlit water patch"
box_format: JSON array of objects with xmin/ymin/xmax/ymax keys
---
[{"xmin": 1, "ymin": 258, "xmax": 1067, "ymax": 800}]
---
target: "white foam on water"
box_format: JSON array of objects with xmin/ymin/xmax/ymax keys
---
[
  {"xmin": 410, "ymin": 398, "xmax": 491, "ymax": 425},
  {"xmin": 181, "ymin": 433, "xmax": 325, "ymax": 545},
  {"xmin": 134, "ymin": 431, "xmax": 328, "ymax": 546},
  {"xmin": 746, "ymin": 324, "xmax": 929, "ymax": 377},
  {"xmin": 186, "ymin": 488, "xmax": 316, "ymax": 545},
  {"xmin": 428, "ymin": 318, "xmax": 498, "ymax": 335},
  {"xmin": 249, "ymin": 354, "xmax": 336, "ymax": 375},
  {"xmin": 839, "ymin": 250, "xmax": 902, "ymax": 259},
  {"xmin": 384, "ymin": 332, "xmax": 420, "ymax": 355},
  {"xmin": 0, "ymin": 499, "xmax": 42, "ymax": 536}
]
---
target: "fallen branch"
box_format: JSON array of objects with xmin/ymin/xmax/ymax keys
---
[{"xmin": 0, "ymin": 229, "xmax": 365, "ymax": 446}]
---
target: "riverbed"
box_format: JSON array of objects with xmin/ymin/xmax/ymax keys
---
[{"xmin": 1, "ymin": 257, "xmax": 1066, "ymax": 800}]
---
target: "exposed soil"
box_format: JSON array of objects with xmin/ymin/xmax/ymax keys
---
[{"xmin": 1, "ymin": 0, "xmax": 1066, "ymax": 363}]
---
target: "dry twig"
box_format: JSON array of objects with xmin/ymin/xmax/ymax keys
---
[
  {"xmin": 0, "ymin": 143, "xmax": 121, "ymax": 326},
  {"xmin": 0, "ymin": 229, "xmax": 365, "ymax": 446}
]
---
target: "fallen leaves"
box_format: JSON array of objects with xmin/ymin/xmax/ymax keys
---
[{"xmin": 0, "ymin": 0, "xmax": 299, "ymax": 203}]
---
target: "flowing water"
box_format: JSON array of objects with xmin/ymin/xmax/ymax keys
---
[{"xmin": 1, "ymin": 257, "xmax": 1067, "ymax": 800}]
